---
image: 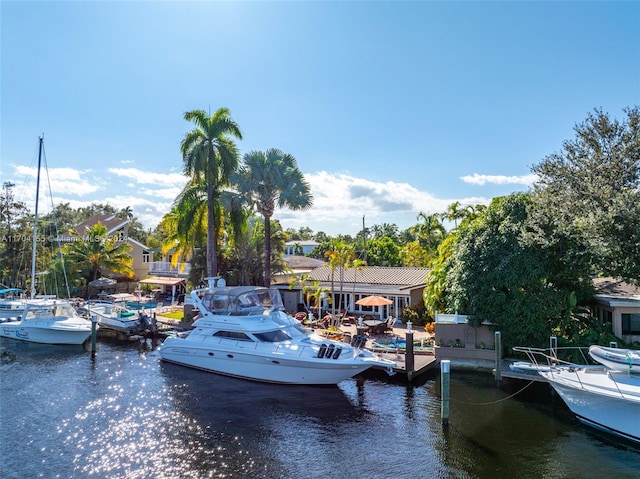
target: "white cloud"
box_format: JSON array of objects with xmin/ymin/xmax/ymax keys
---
[
  {"xmin": 108, "ymin": 168, "xmax": 188, "ymax": 188},
  {"xmin": 460, "ymin": 173, "xmax": 538, "ymax": 186},
  {"xmin": 273, "ymin": 171, "xmax": 489, "ymax": 235},
  {"xmin": 13, "ymin": 165, "xmax": 100, "ymax": 196}
]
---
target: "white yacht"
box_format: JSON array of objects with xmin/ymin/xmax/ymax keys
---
[
  {"xmin": 539, "ymin": 365, "xmax": 640, "ymax": 444},
  {"xmin": 159, "ymin": 277, "xmax": 395, "ymax": 385},
  {"xmin": 0, "ymin": 300, "xmax": 94, "ymax": 345}
]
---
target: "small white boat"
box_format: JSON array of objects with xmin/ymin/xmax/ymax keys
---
[
  {"xmin": 588, "ymin": 345, "xmax": 640, "ymax": 373},
  {"xmin": 0, "ymin": 288, "xmax": 57, "ymax": 320},
  {"xmin": 0, "ymin": 300, "xmax": 94, "ymax": 345},
  {"xmin": 0, "ymin": 288, "xmax": 28, "ymax": 320},
  {"xmin": 77, "ymin": 300, "xmax": 154, "ymax": 338},
  {"xmin": 0, "ymin": 138, "xmax": 94, "ymax": 346},
  {"xmin": 539, "ymin": 366, "xmax": 640, "ymax": 444},
  {"xmin": 159, "ymin": 277, "xmax": 395, "ymax": 385}
]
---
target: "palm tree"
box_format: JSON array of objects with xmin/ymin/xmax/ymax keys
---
[
  {"xmin": 166, "ymin": 175, "xmax": 247, "ymax": 285},
  {"xmin": 325, "ymin": 240, "xmax": 356, "ymax": 322},
  {"xmin": 444, "ymin": 201, "xmax": 465, "ymax": 229},
  {"xmin": 412, "ymin": 211, "xmax": 446, "ymax": 254},
  {"xmin": 233, "ymin": 148, "xmax": 312, "ymax": 286},
  {"xmin": 181, "ymin": 108, "xmax": 242, "ymax": 278},
  {"xmin": 63, "ymin": 223, "xmax": 134, "ymax": 290}
]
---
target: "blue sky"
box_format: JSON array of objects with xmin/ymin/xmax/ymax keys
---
[{"xmin": 2, "ymin": 1, "xmax": 638, "ymax": 236}]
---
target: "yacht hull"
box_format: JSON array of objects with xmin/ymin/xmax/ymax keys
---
[
  {"xmin": 539, "ymin": 368, "xmax": 640, "ymax": 444},
  {"xmin": 159, "ymin": 338, "xmax": 388, "ymax": 385},
  {"xmin": 0, "ymin": 320, "xmax": 92, "ymax": 345}
]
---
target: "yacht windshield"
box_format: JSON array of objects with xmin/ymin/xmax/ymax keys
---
[
  {"xmin": 253, "ymin": 330, "xmax": 292, "ymax": 342},
  {"xmin": 202, "ymin": 287, "xmax": 285, "ymax": 316}
]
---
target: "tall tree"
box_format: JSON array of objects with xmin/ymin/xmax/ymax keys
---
[
  {"xmin": 531, "ymin": 106, "xmax": 640, "ymax": 283},
  {"xmin": 181, "ymin": 108, "xmax": 242, "ymax": 278},
  {"xmin": 166, "ymin": 175, "xmax": 247, "ymax": 286},
  {"xmin": 325, "ymin": 240, "xmax": 357, "ymax": 319},
  {"xmin": 412, "ymin": 211, "xmax": 446, "ymax": 255},
  {"xmin": 233, "ymin": 148, "xmax": 312, "ymax": 286}
]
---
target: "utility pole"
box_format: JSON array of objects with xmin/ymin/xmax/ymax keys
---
[{"xmin": 362, "ymin": 215, "xmax": 367, "ymax": 263}]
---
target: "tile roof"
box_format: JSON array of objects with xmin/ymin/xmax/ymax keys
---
[
  {"xmin": 306, "ymin": 266, "xmax": 430, "ymax": 288},
  {"xmin": 283, "ymin": 256, "xmax": 325, "ymax": 269},
  {"xmin": 73, "ymin": 214, "xmax": 128, "ymax": 236},
  {"xmin": 593, "ymin": 277, "xmax": 640, "ymax": 299}
]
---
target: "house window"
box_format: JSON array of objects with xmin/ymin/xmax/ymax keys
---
[
  {"xmin": 142, "ymin": 251, "xmax": 150, "ymax": 263},
  {"xmin": 622, "ymin": 313, "xmax": 640, "ymax": 335}
]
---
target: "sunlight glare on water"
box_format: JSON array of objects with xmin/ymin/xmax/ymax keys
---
[{"xmin": 1, "ymin": 339, "xmax": 638, "ymax": 479}]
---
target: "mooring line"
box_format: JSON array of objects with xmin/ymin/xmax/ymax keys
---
[{"xmin": 449, "ymin": 379, "xmax": 538, "ymax": 406}]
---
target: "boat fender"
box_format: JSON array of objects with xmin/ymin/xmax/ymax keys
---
[
  {"xmin": 317, "ymin": 343, "xmax": 327, "ymax": 358},
  {"xmin": 332, "ymin": 347, "xmax": 342, "ymax": 359},
  {"xmin": 325, "ymin": 344, "xmax": 335, "ymax": 359}
]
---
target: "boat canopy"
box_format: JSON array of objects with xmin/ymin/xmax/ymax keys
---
[
  {"xmin": 0, "ymin": 288, "xmax": 24, "ymax": 295},
  {"xmin": 200, "ymin": 287, "xmax": 284, "ymax": 316}
]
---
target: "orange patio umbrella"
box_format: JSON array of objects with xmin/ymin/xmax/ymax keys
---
[{"xmin": 356, "ymin": 295, "xmax": 393, "ymax": 307}]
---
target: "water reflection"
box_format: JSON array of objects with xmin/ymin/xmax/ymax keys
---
[{"xmin": 1, "ymin": 339, "xmax": 638, "ymax": 479}]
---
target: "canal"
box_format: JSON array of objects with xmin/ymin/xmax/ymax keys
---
[{"xmin": 1, "ymin": 338, "xmax": 638, "ymax": 478}]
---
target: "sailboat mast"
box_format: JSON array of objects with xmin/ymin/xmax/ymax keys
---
[{"xmin": 30, "ymin": 136, "xmax": 43, "ymax": 299}]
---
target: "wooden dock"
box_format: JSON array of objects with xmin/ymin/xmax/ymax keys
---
[{"xmin": 371, "ymin": 351, "xmax": 438, "ymax": 380}]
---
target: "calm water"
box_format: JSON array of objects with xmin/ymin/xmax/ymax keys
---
[{"xmin": 1, "ymin": 338, "xmax": 638, "ymax": 479}]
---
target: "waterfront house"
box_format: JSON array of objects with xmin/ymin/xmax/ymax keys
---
[
  {"xmin": 58, "ymin": 214, "xmax": 153, "ymax": 280},
  {"xmin": 276, "ymin": 265, "xmax": 430, "ymax": 320},
  {"xmin": 284, "ymin": 240, "xmax": 320, "ymax": 257},
  {"xmin": 592, "ymin": 277, "xmax": 640, "ymax": 345}
]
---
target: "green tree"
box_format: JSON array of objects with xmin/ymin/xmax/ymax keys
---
[
  {"xmin": 445, "ymin": 193, "xmax": 595, "ymax": 352},
  {"xmin": 399, "ymin": 239, "xmax": 430, "ymax": 267},
  {"xmin": 233, "ymin": 148, "xmax": 312, "ymax": 286},
  {"xmin": 325, "ymin": 240, "xmax": 357, "ymax": 319},
  {"xmin": 0, "ymin": 181, "xmax": 31, "ymax": 288},
  {"xmin": 181, "ymin": 108, "xmax": 242, "ymax": 278},
  {"xmin": 366, "ymin": 236, "xmax": 401, "ymax": 266},
  {"xmin": 63, "ymin": 223, "xmax": 134, "ymax": 290},
  {"xmin": 531, "ymin": 106, "xmax": 640, "ymax": 284},
  {"xmin": 412, "ymin": 211, "xmax": 446, "ymax": 255}
]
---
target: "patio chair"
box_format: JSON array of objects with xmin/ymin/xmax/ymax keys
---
[{"xmin": 383, "ymin": 316, "xmax": 397, "ymax": 334}]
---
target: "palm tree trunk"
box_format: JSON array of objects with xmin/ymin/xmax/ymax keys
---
[
  {"xmin": 263, "ymin": 215, "xmax": 272, "ymax": 287},
  {"xmin": 207, "ymin": 184, "xmax": 217, "ymax": 277}
]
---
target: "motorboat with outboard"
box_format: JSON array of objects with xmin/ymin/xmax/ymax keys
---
[
  {"xmin": 588, "ymin": 345, "xmax": 640, "ymax": 374},
  {"xmin": 159, "ymin": 277, "xmax": 395, "ymax": 385},
  {"xmin": 0, "ymin": 300, "xmax": 94, "ymax": 345},
  {"xmin": 77, "ymin": 299, "xmax": 155, "ymax": 339}
]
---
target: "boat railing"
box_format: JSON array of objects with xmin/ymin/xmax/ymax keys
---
[
  {"xmin": 512, "ymin": 345, "xmax": 613, "ymax": 391},
  {"xmin": 512, "ymin": 345, "xmax": 593, "ymax": 369}
]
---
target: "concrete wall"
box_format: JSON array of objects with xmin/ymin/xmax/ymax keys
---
[{"xmin": 434, "ymin": 322, "xmax": 498, "ymax": 369}]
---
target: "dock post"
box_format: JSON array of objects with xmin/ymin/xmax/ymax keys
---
[
  {"xmin": 405, "ymin": 321, "xmax": 414, "ymax": 381},
  {"xmin": 550, "ymin": 336, "xmax": 557, "ymax": 358},
  {"xmin": 494, "ymin": 331, "xmax": 501, "ymax": 382},
  {"xmin": 356, "ymin": 316, "xmax": 365, "ymax": 337},
  {"xmin": 90, "ymin": 315, "xmax": 98, "ymax": 358},
  {"xmin": 441, "ymin": 359, "xmax": 450, "ymax": 425}
]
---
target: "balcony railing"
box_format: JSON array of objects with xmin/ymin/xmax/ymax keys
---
[{"xmin": 148, "ymin": 261, "xmax": 191, "ymax": 276}]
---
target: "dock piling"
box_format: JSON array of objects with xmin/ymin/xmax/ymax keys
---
[
  {"xmin": 405, "ymin": 322, "xmax": 415, "ymax": 381},
  {"xmin": 441, "ymin": 359, "xmax": 450, "ymax": 425},
  {"xmin": 90, "ymin": 315, "xmax": 98, "ymax": 358},
  {"xmin": 494, "ymin": 331, "xmax": 501, "ymax": 382}
]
